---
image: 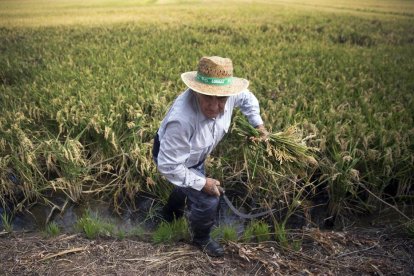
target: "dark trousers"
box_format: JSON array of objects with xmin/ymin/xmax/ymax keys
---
[{"xmin": 153, "ymin": 133, "xmax": 219, "ymax": 241}]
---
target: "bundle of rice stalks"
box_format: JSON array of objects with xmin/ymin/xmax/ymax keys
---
[
  {"xmin": 219, "ymin": 115, "xmax": 319, "ymax": 214},
  {"xmin": 232, "ymin": 115, "xmax": 318, "ymax": 176}
]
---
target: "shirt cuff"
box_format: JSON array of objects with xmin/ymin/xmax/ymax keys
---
[
  {"xmin": 188, "ymin": 168, "xmax": 206, "ymax": 191},
  {"xmin": 249, "ymin": 115, "xmax": 264, "ymax": 128}
]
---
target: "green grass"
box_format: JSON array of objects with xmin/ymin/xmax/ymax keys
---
[
  {"xmin": 0, "ymin": 0, "xmax": 413, "ymax": 226},
  {"xmin": 128, "ymin": 225, "xmax": 147, "ymax": 239},
  {"xmin": 117, "ymin": 229, "xmax": 126, "ymax": 240},
  {"xmin": 1, "ymin": 212, "xmax": 13, "ymax": 233},
  {"xmin": 274, "ymin": 223, "xmax": 289, "ymax": 248},
  {"xmin": 44, "ymin": 221, "xmax": 61, "ymax": 237},
  {"xmin": 152, "ymin": 217, "xmax": 190, "ymax": 243},
  {"xmin": 76, "ymin": 210, "xmax": 116, "ymax": 239},
  {"xmin": 242, "ymin": 220, "xmax": 271, "ymax": 243},
  {"xmin": 211, "ymin": 224, "xmax": 238, "ymax": 242}
]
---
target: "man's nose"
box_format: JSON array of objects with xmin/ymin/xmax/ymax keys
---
[{"xmin": 208, "ymin": 97, "xmax": 219, "ymax": 108}]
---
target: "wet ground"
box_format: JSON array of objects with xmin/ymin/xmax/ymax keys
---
[
  {"xmin": 1, "ymin": 192, "xmax": 249, "ymax": 235},
  {"xmin": 1, "ymin": 191, "xmax": 414, "ymax": 275}
]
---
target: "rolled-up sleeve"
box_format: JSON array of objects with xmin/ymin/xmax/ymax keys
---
[
  {"xmin": 235, "ymin": 90, "xmax": 264, "ymax": 127},
  {"xmin": 157, "ymin": 120, "xmax": 206, "ymax": 191}
]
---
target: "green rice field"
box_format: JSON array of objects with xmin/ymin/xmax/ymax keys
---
[{"xmin": 1, "ymin": 0, "xmax": 413, "ymax": 228}]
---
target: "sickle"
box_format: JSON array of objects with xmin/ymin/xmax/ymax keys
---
[{"xmin": 217, "ymin": 187, "xmax": 276, "ymax": 219}]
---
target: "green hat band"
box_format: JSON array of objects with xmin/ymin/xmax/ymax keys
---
[{"xmin": 196, "ymin": 73, "xmax": 233, "ymax": 86}]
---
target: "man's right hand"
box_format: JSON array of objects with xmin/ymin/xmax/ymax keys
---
[{"xmin": 202, "ymin": 178, "xmax": 221, "ymax": 197}]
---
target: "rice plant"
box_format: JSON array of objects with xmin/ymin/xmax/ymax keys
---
[
  {"xmin": 0, "ymin": 0, "xmax": 413, "ymax": 229},
  {"xmin": 233, "ymin": 116, "xmax": 318, "ymax": 173}
]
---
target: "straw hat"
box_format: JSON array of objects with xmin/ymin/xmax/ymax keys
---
[{"xmin": 181, "ymin": 56, "xmax": 249, "ymax": 96}]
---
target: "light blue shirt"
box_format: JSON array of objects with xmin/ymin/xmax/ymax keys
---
[{"xmin": 157, "ymin": 89, "xmax": 263, "ymax": 191}]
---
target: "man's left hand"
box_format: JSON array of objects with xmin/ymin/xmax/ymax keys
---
[{"xmin": 255, "ymin": 124, "xmax": 270, "ymax": 142}]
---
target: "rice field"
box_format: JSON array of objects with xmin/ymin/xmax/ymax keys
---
[{"xmin": 0, "ymin": 0, "xmax": 413, "ymax": 227}]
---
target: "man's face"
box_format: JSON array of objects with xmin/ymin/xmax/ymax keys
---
[{"xmin": 196, "ymin": 93, "xmax": 228, "ymax": 119}]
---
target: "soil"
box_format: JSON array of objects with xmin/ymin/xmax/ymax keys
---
[{"xmin": 1, "ymin": 227, "xmax": 413, "ymax": 275}]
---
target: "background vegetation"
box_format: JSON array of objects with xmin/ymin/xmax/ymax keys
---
[{"xmin": 1, "ymin": 0, "xmax": 413, "ymax": 229}]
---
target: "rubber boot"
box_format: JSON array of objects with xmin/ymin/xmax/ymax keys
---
[{"xmin": 192, "ymin": 228, "xmax": 224, "ymax": 257}]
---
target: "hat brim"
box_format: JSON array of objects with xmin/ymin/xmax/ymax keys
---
[{"xmin": 181, "ymin": 71, "xmax": 249, "ymax": 96}]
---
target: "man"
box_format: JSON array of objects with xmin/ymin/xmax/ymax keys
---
[{"xmin": 153, "ymin": 56, "xmax": 268, "ymax": 257}]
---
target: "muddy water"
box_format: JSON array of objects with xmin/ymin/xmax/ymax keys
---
[
  {"xmin": 2, "ymin": 192, "xmax": 412, "ymax": 235},
  {"xmin": 4, "ymin": 195, "xmax": 158, "ymax": 233},
  {"xmin": 1, "ymin": 193, "xmax": 247, "ymax": 235}
]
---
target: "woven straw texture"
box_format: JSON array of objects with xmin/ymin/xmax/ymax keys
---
[{"xmin": 181, "ymin": 56, "xmax": 249, "ymax": 96}]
